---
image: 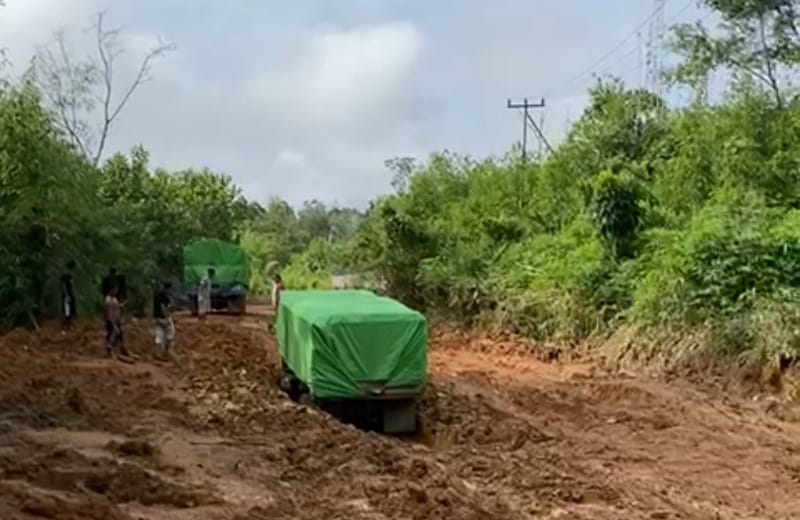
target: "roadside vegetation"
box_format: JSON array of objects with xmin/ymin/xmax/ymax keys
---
[{"xmin": 3, "ymin": 0, "xmax": 800, "ymax": 365}]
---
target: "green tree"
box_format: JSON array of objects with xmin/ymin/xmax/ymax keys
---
[
  {"xmin": 670, "ymin": 0, "xmax": 800, "ymax": 106},
  {"xmin": 590, "ymin": 170, "xmax": 644, "ymax": 260},
  {"xmin": 0, "ymin": 86, "xmax": 100, "ymax": 326},
  {"xmin": 297, "ymin": 200, "xmax": 332, "ymax": 243}
]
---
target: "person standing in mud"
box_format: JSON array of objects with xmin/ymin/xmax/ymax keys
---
[
  {"xmin": 60, "ymin": 260, "xmax": 77, "ymax": 332},
  {"xmin": 102, "ymin": 267, "xmax": 128, "ymax": 314},
  {"xmin": 104, "ymin": 284, "xmax": 130, "ymax": 359},
  {"xmin": 153, "ymin": 280, "xmax": 175, "ymax": 359},
  {"xmin": 271, "ymin": 273, "xmax": 283, "ymax": 311},
  {"xmin": 197, "ymin": 268, "xmax": 215, "ymax": 321},
  {"xmin": 268, "ymin": 273, "xmax": 283, "ymax": 333}
]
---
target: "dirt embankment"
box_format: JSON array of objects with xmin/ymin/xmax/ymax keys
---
[{"xmin": 0, "ymin": 312, "xmax": 799, "ymax": 519}]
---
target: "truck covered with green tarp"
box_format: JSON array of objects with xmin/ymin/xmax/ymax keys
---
[
  {"xmin": 183, "ymin": 238, "xmax": 250, "ymax": 315},
  {"xmin": 276, "ymin": 289, "xmax": 427, "ymax": 433}
]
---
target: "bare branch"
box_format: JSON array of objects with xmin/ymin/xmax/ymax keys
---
[
  {"xmin": 30, "ymin": 31, "xmax": 96, "ymax": 158},
  {"xmin": 51, "ymin": 94, "xmax": 91, "ymax": 159},
  {"xmin": 55, "ymin": 31, "xmax": 88, "ymax": 148},
  {"xmin": 93, "ymin": 11, "xmax": 114, "ymax": 167},
  {"xmin": 31, "ymin": 10, "xmax": 174, "ymax": 167},
  {"xmin": 90, "ymin": 11, "xmax": 174, "ymax": 166}
]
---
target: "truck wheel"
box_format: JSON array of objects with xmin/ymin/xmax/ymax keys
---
[
  {"xmin": 278, "ymin": 362, "xmax": 291, "ymax": 392},
  {"xmin": 288, "ymin": 380, "xmax": 301, "ymax": 402},
  {"xmin": 226, "ymin": 296, "xmax": 244, "ymax": 315},
  {"xmin": 284, "ymin": 370, "xmax": 301, "ymax": 401},
  {"xmin": 381, "ymin": 399, "xmax": 417, "ymax": 434},
  {"xmin": 278, "ymin": 373, "xmax": 291, "ymax": 393}
]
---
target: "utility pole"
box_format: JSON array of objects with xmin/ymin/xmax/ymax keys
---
[
  {"xmin": 524, "ymin": 110, "xmax": 554, "ymax": 155},
  {"xmin": 507, "ymin": 97, "xmax": 545, "ymax": 162},
  {"xmin": 537, "ymin": 112, "xmax": 545, "ymax": 157}
]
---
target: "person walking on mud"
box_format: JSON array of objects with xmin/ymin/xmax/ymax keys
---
[
  {"xmin": 153, "ymin": 280, "xmax": 175, "ymax": 359},
  {"xmin": 271, "ymin": 273, "xmax": 283, "ymax": 311},
  {"xmin": 60, "ymin": 260, "xmax": 77, "ymax": 333},
  {"xmin": 102, "ymin": 267, "xmax": 128, "ymax": 317},
  {"xmin": 197, "ymin": 268, "xmax": 215, "ymax": 321},
  {"xmin": 268, "ymin": 273, "xmax": 283, "ymax": 333},
  {"xmin": 104, "ymin": 284, "xmax": 130, "ymax": 360}
]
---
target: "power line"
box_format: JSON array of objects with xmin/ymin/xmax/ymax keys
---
[
  {"xmin": 547, "ymin": 2, "xmax": 671, "ymax": 96},
  {"xmin": 503, "ymin": 1, "xmax": 706, "ymax": 156},
  {"xmin": 559, "ymin": 0, "xmax": 704, "ymax": 97},
  {"xmin": 569, "ymin": 45, "xmax": 642, "ymax": 93},
  {"xmin": 666, "ymin": 0, "xmax": 696, "ymax": 25},
  {"xmin": 547, "ymin": 0, "xmax": 698, "ymax": 97}
]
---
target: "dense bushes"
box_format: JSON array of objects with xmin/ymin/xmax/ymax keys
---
[
  {"xmin": 0, "ymin": 85, "xmax": 258, "ymax": 326},
  {"xmin": 6, "ymin": 0, "xmax": 800, "ymax": 364},
  {"xmin": 279, "ymin": 82, "xmax": 800, "ymax": 363}
]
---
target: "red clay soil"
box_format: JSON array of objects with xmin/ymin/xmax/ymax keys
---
[{"xmin": 0, "ymin": 311, "xmax": 799, "ymax": 519}]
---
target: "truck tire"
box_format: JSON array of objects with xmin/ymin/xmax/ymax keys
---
[
  {"xmin": 236, "ymin": 296, "xmax": 247, "ymax": 316},
  {"xmin": 381, "ymin": 399, "xmax": 417, "ymax": 434},
  {"xmin": 278, "ymin": 372, "xmax": 291, "ymax": 393},
  {"xmin": 279, "ymin": 361, "xmax": 303, "ymax": 401},
  {"xmin": 278, "ymin": 361, "xmax": 294, "ymax": 390},
  {"xmin": 225, "ymin": 296, "xmax": 246, "ymax": 315}
]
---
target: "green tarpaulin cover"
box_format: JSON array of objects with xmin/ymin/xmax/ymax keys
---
[
  {"xmin": 183, "ymin": 239, "xmax": 250, "ymax": 285},
  {"xmin": 276, "ymin": 290, "xmax": 427, "ymax": 399}
]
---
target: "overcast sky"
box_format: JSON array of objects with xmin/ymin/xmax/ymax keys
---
[{"xmin": 0, "ymin": 0, "xmax": 706, "ymax": 207}]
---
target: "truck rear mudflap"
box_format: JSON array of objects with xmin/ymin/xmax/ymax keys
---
[
  {"xmin": 315, "ymin": 396, "xmax": 420, "ymax": 435},
  {"xmin": 318, "ymin": 380, "xmax": 425, "ymax": 433},
  {"xmin": 279, "ymin": 362, "xmax": 423, "ymax": 434}
]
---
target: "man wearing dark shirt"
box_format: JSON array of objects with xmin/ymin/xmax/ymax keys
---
[
  {"xmin": 153, "ymin": 281, "xmax": 175, "ymax": 358},
  {"xmin": 102, "ymin": 268, "xmax": 116, "ymax": 297},
  {"xmin": 116, "ymin": 273, "xmax": 127, "ymax": 303},
  {"xmin": 60, "ymin": 260, "xmax": 77, "ymax": 330}
]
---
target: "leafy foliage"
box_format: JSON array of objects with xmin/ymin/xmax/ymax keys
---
[
  {"xmin": 590, "ymin": 170, "xmax": 643, "ymax": 259},
  {"xmin": 7, "ymin": 0, "xmax": 800, "ymax": 365},
  {"xmin": 670, "ymin": 0, "xmax": 800, "ymax": 105},
  {"xmin": 0, "ymin": 86, "xmax": 99, "ymax": 326},
  {"xmin": 292, "ymin": 1, "xmax": 800, "ymax": 362},
  {"xmin": 0, "ymin": 84, "xmax": 259, "ymax": 324}
]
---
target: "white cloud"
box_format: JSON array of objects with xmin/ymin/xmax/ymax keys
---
[
  {"xmin": 0, "ymin": 0, "xmax": 104, "ymax": 72},
  {"xmin": 223, "ymin": 21, "xmax": 425, "ymax": 205},
  {"xmin": 246, "ymin": 22, "xmax": 422, "ymax": 138},
  {"xmin": 274, "ymin": 149, "xmax": 309, "ymax": 167},
  {"xmin": 299, "ymin": 23, "xmax": 421, "ymax": 127},
  {"xmin": 0, "ymin": 1, "xmax": 708, "ymax": 208}
]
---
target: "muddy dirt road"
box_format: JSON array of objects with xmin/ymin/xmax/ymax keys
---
[{"xmin": 1, "ymin": 311, "xmax": 799, "ymax": 519}]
